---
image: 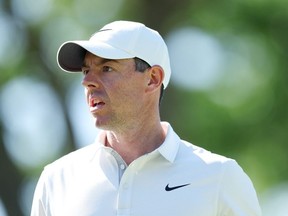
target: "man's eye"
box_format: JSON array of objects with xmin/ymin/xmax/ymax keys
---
[
  {"xmin": 82, "ymin": 69, "xmax": 89, "ymax": 75},
  {"xmin": 103, "ymin": 66, "xmax": 113, "ymax": 72}
]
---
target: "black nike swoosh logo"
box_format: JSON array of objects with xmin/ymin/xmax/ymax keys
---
[{"xmin": 165, "ymin": 183, "xmax": 190, "ymax": 191}]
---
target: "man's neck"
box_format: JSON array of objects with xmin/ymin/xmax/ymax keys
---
[{"xmin": 105, "ymin": 122, "xmax": 167, "ymax": 165}]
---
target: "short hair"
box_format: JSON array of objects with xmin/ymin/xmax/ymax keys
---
[{"xmin": 134, "ymin": 57, "xmax": 165, "ymax": 105}]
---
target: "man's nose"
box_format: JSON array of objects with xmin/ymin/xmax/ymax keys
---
[{"xmin": 82, "ymin": 73, "xmax": 100, "ymax": 89}]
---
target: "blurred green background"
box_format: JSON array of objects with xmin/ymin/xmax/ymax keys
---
[{"xmin": 1, "ymin": 0, "xmax": 288, "ymax": 215}]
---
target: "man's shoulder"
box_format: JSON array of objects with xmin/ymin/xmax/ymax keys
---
[
  {"xmin": 164, "ymin": 138, "xmax": 245, "ymax": 184},
  {"xmin": 178, "ymin": 140, "xmax": 234, "ymax": 166},
  {"xmin": 44, "ymin": 143, "xmax": 98, "ymax": 171}
]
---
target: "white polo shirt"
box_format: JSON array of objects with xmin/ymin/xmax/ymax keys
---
[{"xmin": 31, "ymin": 122, "xmax": 262, "ymax": 216}]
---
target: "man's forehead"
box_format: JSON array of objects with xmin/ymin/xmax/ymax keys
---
[
  {"xmin": 82, "ymin": 54, "xmax": 118, "ymax": 66},
  {"xmin": 82, "ymin": 53, "xmax": 133, "ymax": 68}
]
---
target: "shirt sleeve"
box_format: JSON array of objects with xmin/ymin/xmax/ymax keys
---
[
  {"xmin": 30, "ymin": 169, "xmax": 49, "ymax": 216},
  {"xmin": 217, "ymin": 159, "xmax": 262, "ymax": 216}
]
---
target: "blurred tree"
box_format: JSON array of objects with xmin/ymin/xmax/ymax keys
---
[
  {"xmin": 0, "ymin": 119, "xmax": 23, "ymax": 216},
  {"xmin": 0, "ymin": 0, "xmax": 288, "ymax": 215}
]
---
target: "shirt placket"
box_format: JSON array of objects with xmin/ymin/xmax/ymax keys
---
[{"xmin": 116, "ymin": 156, "xmax": 147, "ymax": 216}]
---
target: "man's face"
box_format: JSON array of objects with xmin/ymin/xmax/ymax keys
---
[{"xmin": 81, "ymin": 52, "xmax": 147, "ymax": 131}]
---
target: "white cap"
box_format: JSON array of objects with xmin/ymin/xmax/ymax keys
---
[{"xmin": 57, "ymin": 20, "xmax": 171, "ymax": 89}]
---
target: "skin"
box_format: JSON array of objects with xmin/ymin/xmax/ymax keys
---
[{"xmin": 81, "ymin": 52, "xmax": 167, "ymax": 164}]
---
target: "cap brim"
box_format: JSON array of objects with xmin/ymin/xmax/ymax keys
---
[{"xmin": 57, "ymin": 41, "xmax": 135, "ymax": 72}]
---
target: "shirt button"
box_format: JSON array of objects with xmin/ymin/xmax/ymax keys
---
[{"xmin": 120, "ymin": 164, "xmax": 125, "ymax": 170}]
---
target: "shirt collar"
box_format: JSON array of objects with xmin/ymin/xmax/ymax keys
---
[{"xmin": 157, "ymin": 122, "xmax": 180, "ymax": 163}]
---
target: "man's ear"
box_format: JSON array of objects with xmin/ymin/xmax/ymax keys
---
[{"xmin": 146, "ymin": 66, "xmax": 164, "ymax": 92}]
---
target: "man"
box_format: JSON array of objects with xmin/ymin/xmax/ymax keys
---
[{"xmin": 31, "ymin": 21, "xmax": 262, "ymax": 216}]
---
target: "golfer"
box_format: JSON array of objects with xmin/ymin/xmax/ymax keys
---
[{"xmin": 31, "ymin": 20, "xmax": 262, "ymax": 216}]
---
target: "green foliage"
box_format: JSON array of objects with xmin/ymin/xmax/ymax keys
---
[{"xmin": 1, "ymin": 0, "xmax": 288, "ymax": 215}]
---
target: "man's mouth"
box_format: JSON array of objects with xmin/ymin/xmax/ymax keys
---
[{"xmin": 89, "ymin": 98, "xmax": 105, "ymax": 110}]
